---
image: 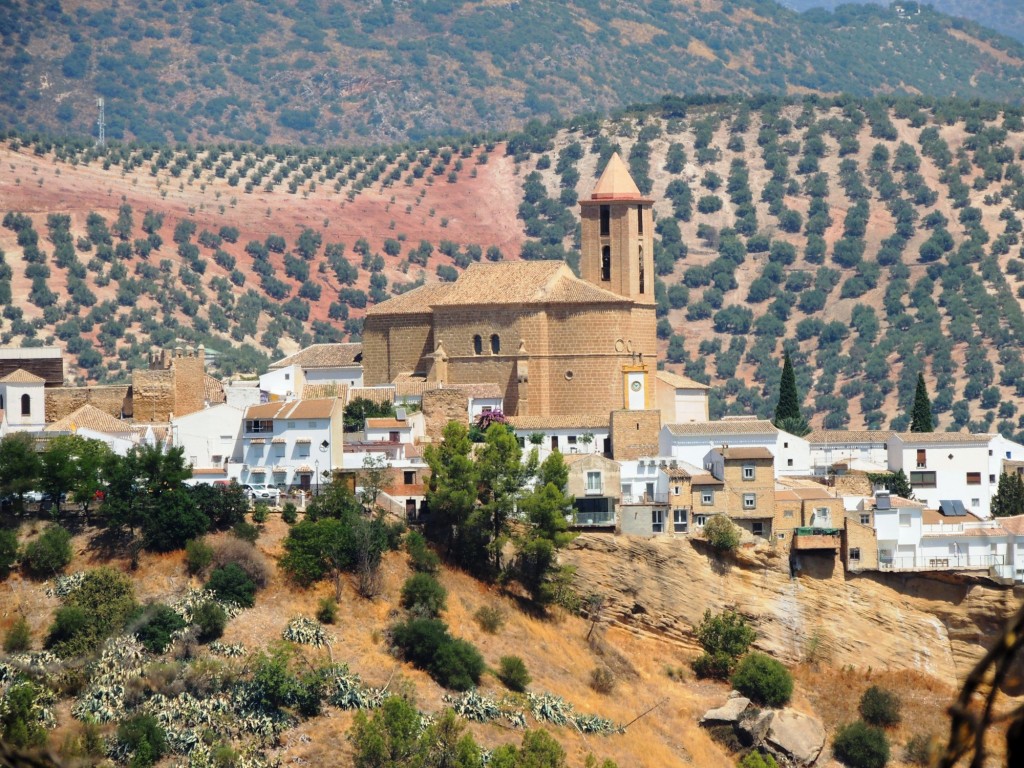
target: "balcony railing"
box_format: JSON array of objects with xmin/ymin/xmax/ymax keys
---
[
  {"xmin": 573, "ymin": 509, "xmax": 616, "ymax": 526},
  {"xmin": 878, "ymin": 553, "xmax": 1004, "ymax": 571},
  {"xmin": 921, "ymin": 521, "xmax": 1002, "ymax": 535},
  {"xmin": 620, "ymin": 492, "xmax": 668, "ymax": 505},
  {"xmin": 793, "ymin": 529, "xmax": 841, "ymax": 550}
]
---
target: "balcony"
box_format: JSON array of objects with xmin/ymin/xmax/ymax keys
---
[
  {"xmin": 878, "ymin": 553, "xmax": 1004, "ymax": 572},
  {"xmin": 573, "ymin": 509, "xmax": 616, "ymax": 527},
  {"xmin": 792, "ymin": 527, "xmax": 841, "ymax": 551},
  {"xmin": 620, "ymin": 492, "xmax": 668, "ymax": 505}
]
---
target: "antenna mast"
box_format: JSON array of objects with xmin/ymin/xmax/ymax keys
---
[{"xmin": 96, "ymin": 97, "xmax": 105, "ymax": 148}]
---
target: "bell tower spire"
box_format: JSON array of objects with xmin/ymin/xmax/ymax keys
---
[{"xmin": 579, "ymin": 153, "xmax": 655, "ymax": 305}]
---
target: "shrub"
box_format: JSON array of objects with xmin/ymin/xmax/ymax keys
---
[
  {"xmin": 391, "ymin": 617, "xmax": 484, "ymax": 691},
  {"xmin": 193, "ymin": 601, "xmax": 227, "ymax": 643},
  {"xmin": 405, "ymin": 530, "xmax": 439, "ymax": 573},
  {"xmin": 0, "ymin": 528, "xmax": 17, "ymax": 577},
  {"xmin": 833, "ymin": 721, "xmax": 890, "ymax": 768},
  {"xmin": 3, "ymin": 616, "xmax": 31, "ymax": 652},
  {"xmin": 212, "ymin": 538, "xmax": 270, "ymax": 588},
  {"xmin": 859, "ymin": 685, "xmax": 901, "ymax": 727},
  {"xmin": 692, "ymin": 609, "xmax": 756, "ymax": 679},
  {"xmin": 473, "ymin": 605, "xmax": 505, "ymax": 634},
  {"xmin": 134, "ymin": 603, "xmax": 187, "ymax": 654},
  {"xmin": 703, "ymin": 515, "xmax": 740, "ymax": 552},
  {"xmin": 282, "ymin": 502, "xmax": 298, "ymax": 524},
  {"xmin": 316, "ymin": 597, "xmax": 337, "ymax": 625},
  {"xmin": 740, "ymin": 751, "xmax": 779, "ymax": 768},
  {"xmin": 232, "ymin": 521, "xmax": 259, "ymax": 543},
  {"xmin": 589, "ymin": 666, "xmax": 616, "ymax": 694},
  {"xmin": 205, "ymin": 564, "xmax": 256, "ymax": 608},
  {"xmin": 117, "ymin": 714, "xmax": 167, "ymax": 768},
  {"xmin": 731, "ymin": 652, "xmax": 793, "ymax": 708},
  {"xmin": 497, "ymin": 655, "xmax": 531, "ymax": 692},
  {"xmin": 400, "ymin": 573, "xmax": 447, "ymax": 617},
  {"xmin": 23, "ymin": 524, "xmax": 73, "ymax": 577},
  {"xmin": 142, "ymin": 488, "xmax": 210, "ymax": 552},
  {"xmin": 1, "ymin": 681, "xmax": 47, "ymax": 747},
  {"xmin": 46, "ymin": 567, "xmax": 138, "ymax": 657},
  {"xmin": 903, "ymin": 733, "xmax": 937, "ymax": 766},
  {"xmin": 185, "ymin": 538, "xmax": 213, "ymax": 575},
  {"xmin": 252, "ymin": 504, "xmax": 269, "ymax": 525}
]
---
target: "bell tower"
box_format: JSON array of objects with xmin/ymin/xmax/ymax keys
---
[{"xmin": 580, "ymin": 153, "xmax": 655, "ymax": 305}]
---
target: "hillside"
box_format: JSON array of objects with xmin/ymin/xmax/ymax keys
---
[
  {"xmin": 3, "ymin": 0, "xmax": 1024, "ymax": 144},
  {"xmin": 5, "ymin": 96, "xmax": 1024, "ymax": 438},
  {"xmin": 781, "ymin": 0, "xmax": 1024, "ymax": 44},
  {"xmin": 3, "ymin": 513, "xmax": 1009, "ymax": 767}
]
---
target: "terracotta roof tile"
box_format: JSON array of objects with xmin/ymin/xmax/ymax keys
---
[
  {"xmin": 891, "ymin": 431, "xmax": 992, "ymax": 445},
  {"xmin": 430, "ymin": 262, "xmax": 629, "ymax": 307},
  {"xmin": 656, "ymin": 370, "xmax": 711, "ymax": 390},
  {"xmin": 0, "ymin": 368, "xmax": 46, "ymax": 384},
  {"xmin": 806, "ymin": 429, "xmax": 893, "ymax": 445},
  {"xmin": 508, "ymin": 414, "xmax": 610, "ymax": 430},
  {"xmin": 719, "ymin": 447, "xmax": 774, "ymax": 460},
  {"xmin": 302, "ymin": 383, "xmax": 349, "ymax": 400},
  {"xmin": 665, "ymin": 420, "xmax": 778, "ymax": 436},
  {"xmin": 590, "ymin": 153, "xmax": 645, "ymax": 200},
  {"xmin": 366, "ymin": 418, "xmax": 411, "ymax": 429},
  {"xmin": 365, "ymin": 282, "xmax": 452, "ymax": 317},
  {"xmin": 348, "ymin": 387, "xmax": 396, "ymax": 406},
  {"xmin": 269, "ymin": 343, "xmax": 363, "ymax": 370},
  {"xmin": 45, "ymin": 404, "xmax": 135, "ymax": 434}
]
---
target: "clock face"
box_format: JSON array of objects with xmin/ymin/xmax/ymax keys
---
[{"xmin": 630, "ymin": 380, "xmax": 642, "ymax": 392}]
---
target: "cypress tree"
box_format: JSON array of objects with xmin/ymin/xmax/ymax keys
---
[
  {"xmin": 992, "ymin": 472, "xmax": 1024, "ymax": 518},
  {"xmin": 909, "ymin": 373, "xmax": 934, "ymax": 433},
  {"xmin": 773, "ymin": 351, "xmax": 810, "ymax": 436}
]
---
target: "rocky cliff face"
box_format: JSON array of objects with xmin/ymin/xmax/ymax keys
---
[{"xmin": 564, "ymin": 534, "xmax": 1024, "ymax": 687}]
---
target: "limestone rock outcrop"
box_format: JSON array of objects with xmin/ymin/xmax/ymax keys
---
[{"xmin": 564, "ymin": 533, "xmax": 1024, "ymax": 685}]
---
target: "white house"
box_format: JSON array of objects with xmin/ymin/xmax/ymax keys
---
[
  {"xmin": 655, "ymin": 370, "xmax": 709, "ymax": 423},
  {"xmin": 0, "ymin": 369, "xmax": 46, "ymax": 432},
  {"xmin": 870, "ymin": 493, "xmax": 926, "ymax": 570},
  {"xmin": 259, "ymin": 343, "xmax": 363, "ymax": 400},
  {"xmin": 241, "ymin": 398, "xmax": 344, "ymax": 490},
  {"xmin": 887, "ymin": 432, "xmax": 995, "ymax": 516},
  {"xmin": 658, "ymin": 418, "xmax": 811, "ymax": 476},
  {"xmin": 507, "ymin": 414, "xmax": 611, "ymax": 460},
  {"xmin": 171, "ymin": 404, "xmax": 245, "ymax": 479},
  {"xmin": 44, "ymin": 404, "xmax": 138, "ymax": 456},
  {"xmin": 364, "ymin": 411, "xmax": 425, "ymax": 445},
  {"xmin": 806, "ymin": 430, "xmax": 892, "ymax": 475},
  {"xmin": 618, "ymin": 458, "xmax": 670, "ymax": 505}
]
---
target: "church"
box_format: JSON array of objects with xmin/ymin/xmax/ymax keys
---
[{"xmin": 363, "ymin": 153, "xmax": 660, "ymax": 422}]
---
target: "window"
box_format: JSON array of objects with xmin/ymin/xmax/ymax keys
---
[
  {"xmin": 899, "ymin": 513, "xmax": 912, "ymax": 527},
  {"xmin": 274, "ymin": 444, "xmax": 284, "ymax": 457},
  {"xmin": 743, "ymin": 494, "xmax": 756, "ymax": 509},
  {"xmin": 20, "ymin": 393, "xmax": 30, "ymax": 416},
  {"xmin": 245, "ymin": 419, "xmax": 274, "ymax": 433},
  {"xmin": 599, "ymin": 205, "xmax": 610, "ymax": 236},
  {"xmin": 783, "ymin": 441, "xmax": 789, "ymax": 448},
  {"xmin": 673, "ymin": 509, "xmax": 687, "ymax": 533},
  {"xmin": 212, "ymin": 454, "xmax": 223, "ymax": 464},
  {"xmin": 673, "ymin": 485, "xmax": 681, "ymax": 496},
  {"xmin": 742, "ymin": 465, "xmax": 755, "ymax": 480},
  {"xmin": 586, "ymin": 471, "xmax": 602, "ymax": 494},
  {"xmin": 990, "ymin": 474, "xmax": 996, "ymax": 483},
  {"xmin": 307, "ymin": 421, "xmax": 317, "ymax": 428},
  {"xmin": 473, "ymin": 335, "xmax": 482, "ymax": 355},
  {"xmin": 404, "ymin": 471, "xmax": 416, "ymax": 484},
  {"xmin": 909, "ymin": 471, "xmax": 936, "ymax": 487},
  {"xmin": 389, "ymin": 431, "xmax": 400, "ymax": 442},
  {"xmin": 860, "ymin": 513, "xmax": 871, "ymax": 525},
  {"xmin": 288, "ymin": 421, "xmax": 296, "ymax": 428},
  {"xmin": 651, "ymin": 509, "xmax": 664, "ymax": 533},
  {"xmin": 638, "ymin": 245, "xmax": 645, "ymax": 294},
  {"xmin": 298, "ymin": 444, "xmax": 310, "ymax": 457},
  {"xmin": 701, "ymin": 490, "xmax": 714, "ymax": 505},
  {"xmin": 551, "ymin": 435, "xmax": 559, "ymax": 451},
  {"xmin": 636, "ymin": 204, "xmax": 644, "ymax": 235},
  {"xmin": 972, "ymin": 498, "xmax": 980, "ymax": 507},
  {"xmin": 752, "ymin": 522, "xmax": 764, "ymax": 537},
  {"xmin": 481, "ymin": 406, "xmax": 492, "ymax": 413},
  {"xmin": 783, "ymin": 510, "xmax": 794, "ymax": 518},
  {"xmin": 966, "ymin": 472, "xmax": 981, "ymax": 485},
  {"xmin": 850, "ymin": 547, "xmax": 861, "ymax": 561},
  {"xmin": 601, "ymin": 245, "xmax": 611, "ymax": 281},
  {"xmin": 787, "ymin": 459, "xmax": 793, "ymax": 467},
  {"xmin": 490, "ymin": 334, "xmax": 500, "ymax": 354},
  {"xmin": 567, "ymin": 435, "xmax": 577, "ymax": 445},
  {"xmin": 916, "ymin": 449, "xmax": 926, "ymax": 468}
]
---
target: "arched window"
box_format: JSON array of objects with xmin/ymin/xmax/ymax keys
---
[
  {"xmin": 473, "ymin": 335, "xmax": 483, "ymax": 355},
  {"xmin": 490, "ymin": 334, "xmax": 500, "ymax": 354},
  {"xmin": 601, "ymin": 245, "xmax": 611, "ymax": 281},
  {"xmin": 21, "ymin": 393, "xmax": 30, "ymax": 416},
  {"xmin": 638, "ymin": 245, "xmax": 645, "ymax": 294}
]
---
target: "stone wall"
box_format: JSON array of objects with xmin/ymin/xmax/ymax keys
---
[
  {"xmin": 609, "ymin": 409, "xmax": 661, "ymax": 460},
  {"xmin": 363, "ymin": 314, "xmax": 434, "ymax": 386},
  {"xmin": 170, "ymin": 354, "xmax": 207, "ymax": 417},
  {"xmin": 421, "ymin": 388, "xmax": 470, "ymax": 444},
  {"xmin": 45, "ymin": 385, "xmax": 129, "ymax": 422},
  {"xmin": 131, "ymin": 369, "xmax": 174, "ymax": 422},
  {"xmin": 834, "ymin": 472, "xmax": 875, "ymax": 497},
  {"xmin": 843, "ymin": 518, "xmax": 879, "ymax": 571}
]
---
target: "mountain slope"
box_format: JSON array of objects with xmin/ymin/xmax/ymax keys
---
[{"xmin": 2, "ymin": 0, "xmax": 1024, "ymax": 145}]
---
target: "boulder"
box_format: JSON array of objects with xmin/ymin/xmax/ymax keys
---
[
  {"xmin": 763, "ymin": 709, "xmax": 825, "ymax": 767},
  {"xmin": 700, "ymin": 696, "xmax": 751, "ymax": 724}
]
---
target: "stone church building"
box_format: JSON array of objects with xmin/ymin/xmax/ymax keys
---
[{"xmin": 364, "ymin": 153, "xmax": 658, "ymax": 423}]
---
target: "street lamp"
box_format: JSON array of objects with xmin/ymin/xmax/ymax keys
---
[{"xmin": 314, "ymin": 459, "xmax": 320, "ymax": 497}]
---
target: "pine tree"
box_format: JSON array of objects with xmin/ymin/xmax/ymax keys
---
[
  {"xmin": 773, "ymin": 351, "xmax": 810, "ymax": 437},
  {"xmin": 909, "ymin": 373, "xmax": 934, "ymax": 433}
]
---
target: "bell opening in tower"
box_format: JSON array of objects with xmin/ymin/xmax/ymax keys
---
[
  {"xmin": 600, "ymin": 205, "xmax": 610, "ymax": 237},
  {"xmin": 601, "ymin": 245, "xmax": 611, "ymax": 281}
]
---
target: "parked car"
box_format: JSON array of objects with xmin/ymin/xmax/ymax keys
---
[{"xmin": 241, "ymin": 484, "xmax": 280, "ymax": 504}]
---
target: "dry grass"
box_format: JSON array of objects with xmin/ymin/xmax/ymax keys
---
[{"xmin": 211, "ymin": 537, "xmax": 271, "ymax": 588}]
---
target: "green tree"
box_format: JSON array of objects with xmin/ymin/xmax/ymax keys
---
[
  {"xmin": 0, "ymin": 528, "xmax": 18, "ymax": 578},
  {"xmin": 703, "ymin": 515, "xmax": 740, "ymax": 552},
  {"xmin": 23, "ymin": 524, "xmax": 73, "ymax": 577},
  {"xmin": 1, "ymin": 681, "xmax": 47, "ymax": 747},
  {"xmin": 344, "ymin": 397, "xmax": 395, "ymax": 432},
  {"xmin": 833, "ymin": 721, "xmax": 890, "ymax": 768},
  {"xmin": 731, "ymin": 652, "xmax": 794, "ymax": 707},
  {"xmin": 40, "ymin": 435, "xmax": 113, "ymax": 523},
  {"xmin": 773, "ymin": 351, "xmax": 810, "ymax": 436},
  {"xmin": 0, "ymin": 432, "xmax": 41, "ymax": 504},
  {"xmin": 489, "ymin": 729, "xmax": 567, "ymax": 768},
  {"xmin": 424, "ymin": 422, "xmax": 479, "ymax": 562},
  {"xmin": 992, "ymin": 472, "xmax": 1024, "ymax": 517},
  {"xmin": 692, "ymin": 608, "xmax": 756, "ymax": 679},
  {"xmin": 859, "ymin": 685, "xmax": 901, "ymax": 727},
  {"xmin": 910, "ymin": 373, "xmax": 934, "ymax": 433},
  {"xmin": 46, "ymin": 566, "xmax": 138, "ymax": 657},
  {"xmin": 351, "ymin": 696, "xmax": 426, "ymax": 768},
  {"xmin": 514, "ymin": 452, "xmax": 575, "ymax": 605},
  {"xmin": 473, "ymin": 424, "xmax": 527, "ymax": 574}
]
